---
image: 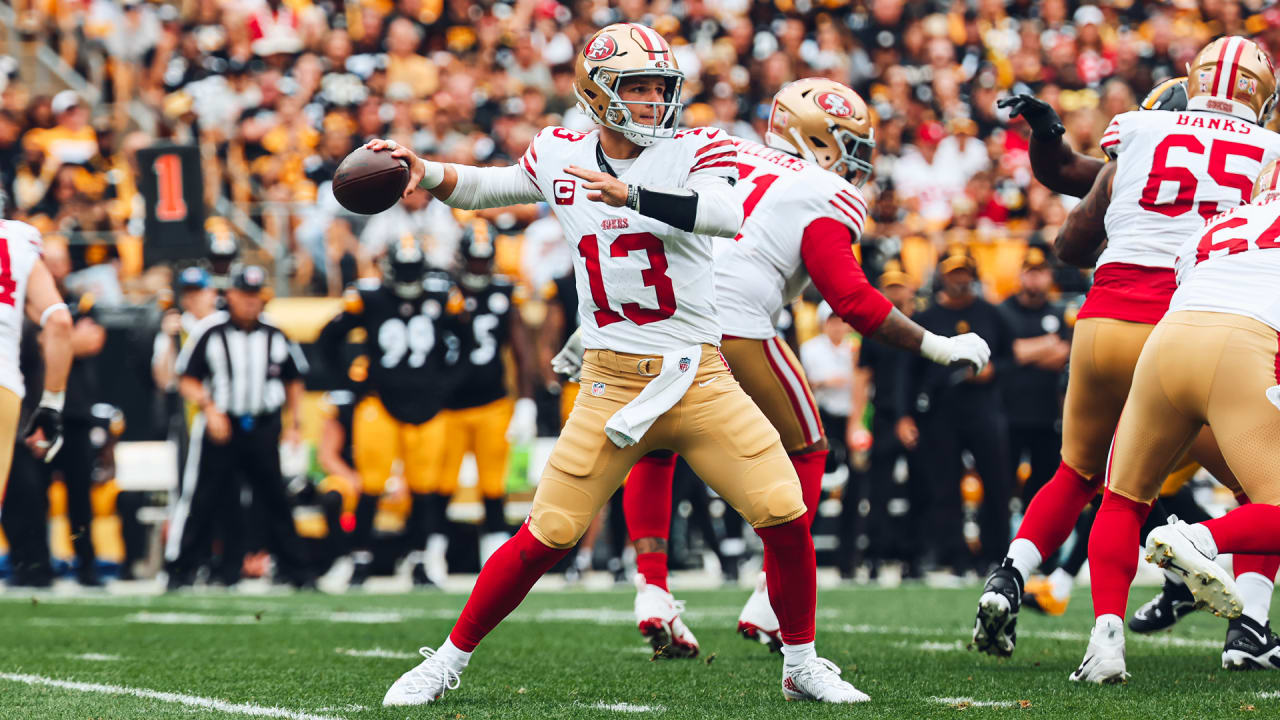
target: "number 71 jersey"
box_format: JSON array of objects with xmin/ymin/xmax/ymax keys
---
[
  {"xmin": 520, "ymin": 126, "xmax": 736, "ymax": 354},
  {"xmin": 713, "ymin": 139, "xmax": 868, "ymax": 339},
  {"xmin": 1101, "ymin": 109, "xmax": 1280, "ymax": 270}
]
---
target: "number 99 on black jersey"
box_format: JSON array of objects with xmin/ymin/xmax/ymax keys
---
[{"xmin": 321, "ymin": 275, "xmax": 466, "ymax": 425}]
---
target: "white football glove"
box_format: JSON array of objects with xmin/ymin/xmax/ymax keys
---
[
  {"xmin": 920, "ymin": 331, "xmax": 992, "ymax": 374},
  {"xmin": 551, "ymin": 328, "xmax": 584, "ymax": 381},
  {"xmin": 505, "ymin": 397, "xmax": 538, "ymax": 444}
]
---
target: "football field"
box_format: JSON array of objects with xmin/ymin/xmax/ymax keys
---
[{"xmin": 1, "ymin": 582, "xmax": 1276, "ymax": 719}]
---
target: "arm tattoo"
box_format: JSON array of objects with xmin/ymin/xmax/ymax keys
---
[
  {"xmin": 869, "ymin": 308, "xmax": 925, "ymax": 353},
  {"xmin": 1056, "ymin": 162, "xmax": 1116, "ymax": 267}
]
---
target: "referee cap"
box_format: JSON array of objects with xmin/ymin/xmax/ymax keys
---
[{"xmin": 232, "ymin": 265, "xmax": 268, "ymax": 293}]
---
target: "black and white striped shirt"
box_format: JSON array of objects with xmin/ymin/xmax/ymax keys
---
[{"xmin": 175, "ymin": 311, "xmax": 308, "ymax": 417}]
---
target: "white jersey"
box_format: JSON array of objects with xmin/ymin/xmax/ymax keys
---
[
  {"xmin": 519, "ymin": 126, "xmax": 737, "ymax": 354},
  {"xmin": 1101, "ymin": 110, "xmax": 1280, "ymax": 269},
  {"xmin": 713, "ymin": 140, "xmax": 868, "ymax": 339},
  {"xmin": 1171, "ymin": 193, "xmax": 1280, "ymax": 332},
  {"xmin": 0, "ymin": 220, "xmax": 43, "ymax": 397}
]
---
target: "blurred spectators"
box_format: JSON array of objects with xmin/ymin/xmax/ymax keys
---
[{"xmin": 1, "ymin": 0, "xmax": 1272, "ymax": 301}]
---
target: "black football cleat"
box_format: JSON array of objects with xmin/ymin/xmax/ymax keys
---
[
  {"xmin": 1222, "ymin": 616, "xmax": 1280, "ymax": 670},
  {"xmin": 411, "ymin": 563, "xmax": 439, "ymax": 589},
  {"xmin": 972, "ymin": 559, "xmax": 1023, "ymax": 657},
  {"xmin": 1128, "ymin": 578, "xmax": 1196, "ymax": 633}
]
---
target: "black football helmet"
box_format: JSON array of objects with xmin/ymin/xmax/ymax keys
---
[
  {"xmin": 384, "ymin": 236, "xmax": 427, "ymax": 299},
  {"xmin": 458, "ymin": 220, "xmax": 497, "ymax": 292},
  {"xmin": 1141, "ymin": 76, "xmax": 1189, "ymax": 112}
]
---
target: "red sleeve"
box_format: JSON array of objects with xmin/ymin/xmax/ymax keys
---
[{"xmin": 800, "ymin": 217, "xmax": 893, "ymax": 336}]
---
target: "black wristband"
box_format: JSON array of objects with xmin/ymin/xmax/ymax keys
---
[
  {"xmin": 626, "ymin": 184, "xmax": 641, "ymax": 212},
  {"xmin": 634, "ymin": 185, "xmax": 699, "ymax": 232}
]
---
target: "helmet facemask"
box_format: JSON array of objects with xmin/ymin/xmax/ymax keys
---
[{"xmin": 577, "ymin": 68, "xmax": 685, "ymax": 147}]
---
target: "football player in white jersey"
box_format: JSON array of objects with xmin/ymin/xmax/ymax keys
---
[
  {"xmin": 369, "ymin": 24, "xmax": 869, "ymax": 706},
  {"xmin": 1071, "ymin": 160, "xmax": 1280, "ymax": 681},
  {"xmin": 973, "ymin": 36, "xmax": 1280, "ymax": 670},
  {"xmin": 586, "ymin": 78, "xmax": 988, "ymax": 656},
  {"xmin": 0, "ymin": 219, "xmax": 73, "ymax": 510}
]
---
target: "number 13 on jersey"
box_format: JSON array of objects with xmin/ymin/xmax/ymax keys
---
[{"xmin": 578, "ymin": 232, "xmax": 677, "ymax": 327}]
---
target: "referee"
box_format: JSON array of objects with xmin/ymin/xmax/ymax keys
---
[{"xmin": 165, "ymin": 265, "xmax": 314, "ymax": 590}]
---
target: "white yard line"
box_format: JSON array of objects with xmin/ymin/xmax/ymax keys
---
[
  {"xmin": 68, "ymin": 653, "xmax": 122, "ymax": 662},
  {"xmin": 334, "ymin": 648, "xmax": 418, "ymax": 660},
  {"xmin": 0, "ymin": 673, "xmax": 345, "ymax": 720},
  {"xmin": 930, "ymin": 696, "xmax": 1019, "ymax": 708},
  {"xmin": 591, "ymin": 701, "xmax": 667, "ymax": 713}
]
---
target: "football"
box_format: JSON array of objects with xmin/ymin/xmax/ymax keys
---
[{"xmin": 332, "ymin": 147, "xmax": 410, "ymax": 214}]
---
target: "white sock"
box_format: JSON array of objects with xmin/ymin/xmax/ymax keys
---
[
  {"xmin": 435, "ymin": 638, "xmax": 471, "ymax": 672},
  {"xmin": 781, "ymin": 641, "xmax": 816, "ymax": 668},
  {"xmin": 1006, "ymin": 538, "xmax": 1042, "ymax": 584},
  {"xmin": 1048, "ymin": 567, "xmax": 1074, "ymax": 601},
  {"xmin": 1237, "ymin": 571, "xmax": 1275, "ymax": 625},
  {"xmin": 1094, "ymin": 613, "xmax": 1124, "ymax": 635}
]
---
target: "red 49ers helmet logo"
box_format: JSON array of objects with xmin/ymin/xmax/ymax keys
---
[
  {"xmin": 584, "ymin": 35, "xmax": 618, "ymax": 61},
  {"xmin": 815, "ymin": 92, "xmax": 853, "ymax": 118}
]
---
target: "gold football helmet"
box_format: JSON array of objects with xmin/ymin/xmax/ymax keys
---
[
  {"xmin": 574, "ymin": 23, "xmax": 684, "ymax": 147},
  {"xmin": 1252, "ymin": 158, "xmax": 1280, "ymax": 200},
  {"xmin": 1185, "ymin": 36, "xmax": 1277, "ymax": 124},
  {"xmin": 765, "ymin": 78, "xmax": 875, "ymax": 186}
]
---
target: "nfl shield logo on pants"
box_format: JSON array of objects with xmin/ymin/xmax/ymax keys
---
[
  {"xmin": 591, "ymin": 382, "xmax": 606, "ymax": 396},
  {"xmin": 679, "ymin": 357, "xmax": 691, "ymax": 372}
]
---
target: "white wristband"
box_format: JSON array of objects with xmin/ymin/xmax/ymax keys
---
[
  {"xmin": 919, "ymin": 330, "xmax": 953, "ymax": 366},
  {"xmin": 39, "ymin": 389, "xmax": 65, "ymax": 412},
  {"xmin": 418, "ymin": 158, "xmax": 446, "ymax": 190},
  {"xmin": 39, "ymin": 302, "xmax": 68, "ymax": 327}
]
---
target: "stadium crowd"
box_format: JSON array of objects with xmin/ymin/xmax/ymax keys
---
[{"xmin": 0, "ymin": 0, "xmax": 1276, "ymax": 589}]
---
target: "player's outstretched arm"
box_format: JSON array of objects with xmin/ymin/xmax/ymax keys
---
[
  {"xmin": 801, "ymin": 218, "xmax": 990, "ymax": 372},
  {"xmin": 23, "ymin": 259, "xmax": 70, "ymax": 461},
  {"xmin": 366, "ymin": 139, "xmax": 543, "ymax": 210},
  {"xmin": 1000, "ymin": 94, "xmax": 1104, "ymax": 198},
  {"xmin": 1056, "ymin": 161, "xmax": 1117, "ymax": 267}
]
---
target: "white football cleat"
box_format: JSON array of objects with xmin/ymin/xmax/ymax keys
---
[
  {"xmin": 382, "ymin": 647, "xmax": 461, "ymax": 706},
  {"xmin": 1069, "ymin": 615, "xmax": 1129, "ymax": 684},
  {"xmin": 782, "ymin": 657, "xmax": 870, "ymax": 703},
  {"xmin": 634, "ymin": 574, "xmax": 699, "ymax": 658},
  {"xmin": 1145, "ymin": 518, "xmax": 1241, "ymax": 619},
  {"xmin": 738, "ymin": 572, "xmax": 781, "ymax": 652}
]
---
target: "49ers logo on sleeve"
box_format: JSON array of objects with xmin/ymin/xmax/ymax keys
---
[
  {"xmin": 584, "ymin": 35, "xmax": 618, "ymax": 61},
  {"xmin": 815, "ymin": 92, "xmax": 853, "ymax": 118}
]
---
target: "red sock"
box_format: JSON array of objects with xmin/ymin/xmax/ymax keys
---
[
  {"xmin": 635, "ymin": 552, "xmax": 668, "ymax": 591},
  {"xmin": 1202, "ymin": 503, "xmax": 1280, "ymax": 555},
  {"xmin": 1230, "ymin": 495, "xmax": 1280, "ymax": 580},
  {"xmin": 1088, "ymin": 489, "xmax": 1152, "ymax": 619},
  {"xmin": 1015, "ymin": 461, "xmax": 1100, "ymax": 558},
  {"xmin": 790, "ymin": 449, "xmax": 827, "ymax": 530},
  {"xmin": 756, "ymin": 518, "xmax": 816, "ymax": 645},
  {"xmin": 448, "ymin": 523, "xmax": 569, "ymax": 651},
  {"xmin": 622, "ymin": 453, "xmax": 676, "ymax": 543}
]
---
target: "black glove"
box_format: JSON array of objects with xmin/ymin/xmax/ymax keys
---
[
  {"xmin": 23, "ymin": 405, "xmax": 64, "ymax": 463},
  {"xmin": 998, "ymin": 94, "xmax": 1065, "ymax": 140}
]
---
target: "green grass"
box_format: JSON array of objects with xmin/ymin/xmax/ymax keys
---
[{"xmin": 0, "ymin": 583, "xmax": 1275, "ymax": 719}]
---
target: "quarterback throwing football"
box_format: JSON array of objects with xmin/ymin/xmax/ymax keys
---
[{"xmin": 369, "ymin": 23, "xmax": 867, "ymax": 705}]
